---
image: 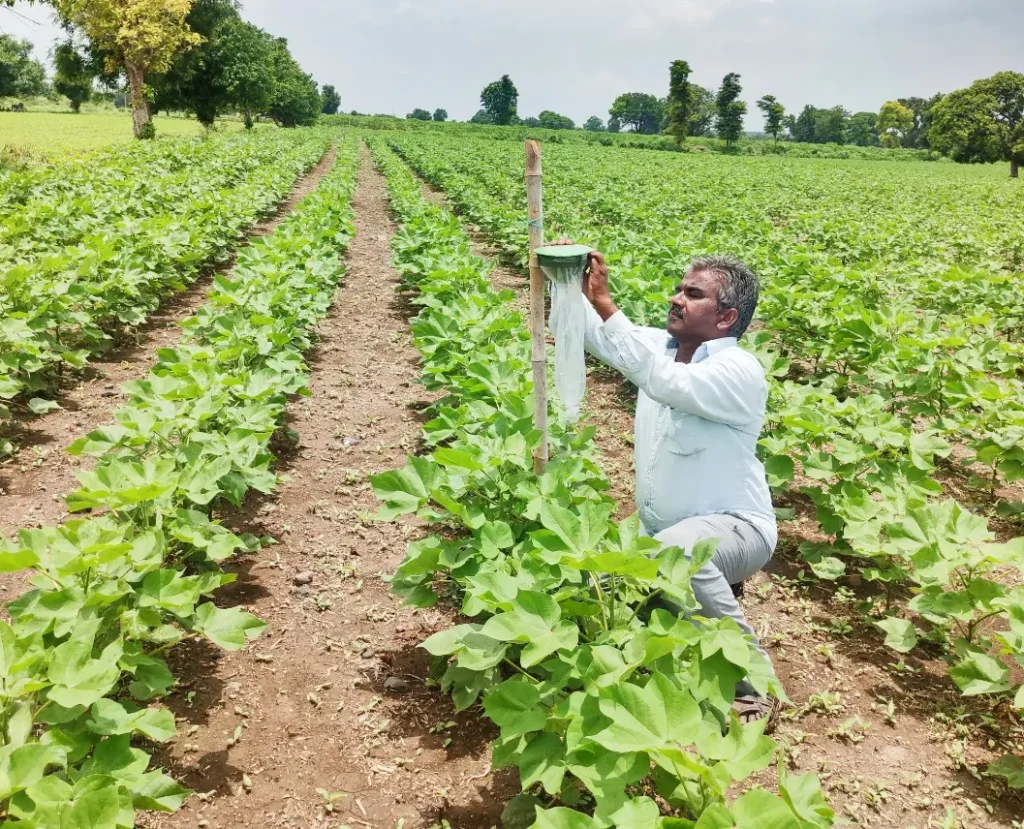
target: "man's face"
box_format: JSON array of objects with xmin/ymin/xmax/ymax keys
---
[{"xmin": 667, "ymin": 268, "xmax": 730, "ymax": 341}]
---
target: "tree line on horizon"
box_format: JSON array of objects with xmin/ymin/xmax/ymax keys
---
[{"xmin": 401, "ymin": 66, "xmax": 1022, "ymax": 177}]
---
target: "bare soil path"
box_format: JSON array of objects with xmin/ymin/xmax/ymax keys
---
[
  {"xmin": 151, "ymin": 146, "xmax": 512, "ymax": 829},
  {"xmin": 0, "ymin": 149, "xmax": 337, "ymax": 539}
]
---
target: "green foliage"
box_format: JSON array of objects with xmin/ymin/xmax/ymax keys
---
[
  {"xmin": 583, "ymin": 116, "xmax": 605, "ymax": 132},
  {"xmin": 0, "ymin": 129, "xmax": 330, "ymax": 434},
  {"xmin": 930, "ymin": 71, "xmax": 1024, "ymax": 176},
  {"xmin": 368, "ymin": 138, "xmax": 834, "ymax": 828},
  {"xmin": 433, "ymin": 108, "xmax": 448, "ymax": 123},
  {"xmin": 666, "ymin": 60, "xmax": 693, "ymax": 145},
  {"xmin": 480, "ymin": 74, "xmax": 518, "ymax": 125},
  {"xmin": 470, "ymin": 108, "xmax": 493, "ymax": 125},
  {"xmin": 846, "ymin": 112, "xmax": 879, "ymax": 147},
  {"xmin": 267, "ymin": 39, "xmax": 321, "ymax": 127},
  {"xmin": 217, "ymin": 21, "xmax": 277, "ymax": 128},
  {"xmin": 788, "ymin": 105, "xmax": 850, "ymax": 145},
  {"xmin": 609, "ymin": 93, "xmax": 663, "ymax": 135},
  {"xmin": 715, "ymin": 73, "xmax": 745, "ymax": 148},
  {"xmin": 878, "ymin": 100, "xmax": 914, "ymax": 148},
  {"xmin": 538, "ymin": 110, "xmax": 575, "ymax": 130},
  {"xmin": 607, "ymin": 116, "xmax": 621, "ymax": 134},
  {"xmin": 407, "ymin": 108, "xmax": 432, "ymax": 121},
  {"xmin": 0, "ymin": 134, "xmax": 360, "ymax": 824},
  {"xmin": 321, "ymin": 84, "xmax": 340, "ymax": 115},
  {"xmin": 687, "ymin": 85, "xmax": 715, "ymax": 137},
  {"xmin": 756, "ymin": 95, "xmax": 785, "ymax": 144},
  {"xmin": 0, "ymin": 34, "xmax": 47, "ymax": 99},
  {"xmin": 53, "ymin": 41, "xmax": 95, "ymax": 113}
]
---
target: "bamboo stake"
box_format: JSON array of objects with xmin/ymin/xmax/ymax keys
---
[{"xmin": 525, "ymin": 140, "xmax": 548, "ymax": 474}]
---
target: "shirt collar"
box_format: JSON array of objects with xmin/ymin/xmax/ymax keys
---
[{"xmin": 665, "ymin": 336, "xmax": 739, "ymax": 363}]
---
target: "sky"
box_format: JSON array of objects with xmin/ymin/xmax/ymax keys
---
[{"xmin": 2, "ymin": 0, "xmax": 1022, "ymax": 129}]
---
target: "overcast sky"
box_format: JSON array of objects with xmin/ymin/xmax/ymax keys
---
[{"xmin": 3, "ymin": 0, "xmax": 1021, "ymax": 128}]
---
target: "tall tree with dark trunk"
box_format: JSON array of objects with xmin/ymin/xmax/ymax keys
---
[
  {"xmin": 688, "ymin": 85, "xmax": 715, "ymax": 136},
  {"xmin": 715, "ymin": 72, "xmax": 746, "ymax": 148},
  {"xmin": 930, "ymin": 72, "xmax": 1024, "ymax": 178},
  {"xmin": 50, "ymin": 0, "xmax": 201, "ymax": 139},
  {"xmin": 756, "ymin": 94, "xmax": 785, "ymax": 143},
  {"xmin": 665, "ymin": 60, "xmax": 693, "ymax": 145},
  {"xmin": 480, "ymin": 74, "xmax": 518, "ymax": 125}
]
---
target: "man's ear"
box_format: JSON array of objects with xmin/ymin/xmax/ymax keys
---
[{"xmin": 718, "ymin": 307, "xmax": 739, "ymax": 332}]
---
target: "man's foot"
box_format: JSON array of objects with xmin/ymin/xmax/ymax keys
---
[
  {"xmin": 729, "ymin": 581, "xmax": 745, "ymax": 599},
  {"xmin": 732, "ymin": 694, "xmax": 779, "ymax": 731}
]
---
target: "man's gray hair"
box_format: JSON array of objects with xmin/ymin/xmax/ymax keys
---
[{"xmin": 689, "ymin": 255, "xmax": 760, "ymax": 338}]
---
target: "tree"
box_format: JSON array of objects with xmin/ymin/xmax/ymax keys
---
[
  {"xmin": 520, "ymin": 116, "xmax": 541, "ymax": 128},
  {"xmin": 756, "ymin": 94, "xmax": 785, "ymax": 144},
  {"xmin": 583, "ymin": 115, "xmax": 605, "ymax": 132},
  {"xmin": 49, "ymin": 0, "xmax": 201, "ymax": 139},
  {"xmin": 53, "ymin": 41, "xmax": 95, "ymax": 112},
  {"xmin": 433, "ymin": 108, "xmax": 447, "ymax": 122},
  {"xmin": 266, "ymin": 37, "xmax": 320, "ymax": 127},
  {"xmin": 607, "ymin": 115, "xmax": 621, "ymax": 133},
  {"xmin": 847, "ymin": 111, "xmax": 879, "ymax": 147},
  {"xmin": 480, "ymin": 74, "xmax": 518, "ymax": 125},
  {"xmin": 218, "ymin": 21, "xmax": 276, "ymax": 128},
  {"xmin": 0, "ymin": 34, "xmax": 48, "ymax": 98},
  {"xmin": 407, "ymin": 108, "xmax": 431, "ymax": 120},
  {"xmin": 321, "ymin": 84, "xmax": 340, "ymax": 114},
  {"xmin": 687, "ymin": 84, "xmax": 715, "ymax": 136},
  {"xmin": 665, "ymin": 59, "xmax": 693, "ymax": 145},
  {"xmin": 814, "ymin": 106, "xmax": 849, "ymax": 144},
  {"xmin": 469, "ymin": 108, "xmax": 492, "ymax": 125},
  {"xmin": 609, "ymin": 92, "xmax": 663, "ymax": 134},
  {"xmin": 715, "ymin": 73, "xmax": 746, "ymax": 148},
  {"xmin": 877, "ymin": 100, "xmax": 914, "ymax": 148},
  {"xmin": 150, "ymin": 0, "xmax": 239, "ymax": 127},
  {"xmin": 538, "ymin": 110, "xmax": 574, "ymax": 130},
  {"xmin": 790, "ymin": 105, "xmax": 817, "ymax": 143},
  {"xmin": 930, "ymin": 71, "xmax": 1024, "ymax": 177}
]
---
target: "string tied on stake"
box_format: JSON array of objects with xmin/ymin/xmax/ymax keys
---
[
  {"xmin": 534, "ymin": 244, "xmax": 593, "ymax": 424},
  {"xmin": 527, "ymin": 217, "xmax": 543, "ymax": 229}
]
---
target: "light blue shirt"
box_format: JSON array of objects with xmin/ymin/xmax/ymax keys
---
[{"xmin": 583, "ymin": 306, "xmax": 777, "ymax": 546}]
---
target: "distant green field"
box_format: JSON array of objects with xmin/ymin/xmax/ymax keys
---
[{"xmin": 0, "ymin": 111, "xmax": 242, "ymax": 159}]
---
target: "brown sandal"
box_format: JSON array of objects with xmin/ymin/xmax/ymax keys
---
[{"xmin": 732, "ymin": 695, "xmax": 780, "ymax": 732}]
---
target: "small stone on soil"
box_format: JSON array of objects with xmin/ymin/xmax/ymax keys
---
[
  {"xmin": 383, "ymin": 676, "xmax": 409, "ymax": 693},
  {"xmin": 293, "ymin": 571, "xmax": 314, "ymax": 586}
]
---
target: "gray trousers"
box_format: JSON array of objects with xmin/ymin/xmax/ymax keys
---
[{"xmin": 652, "ymin": 513, "xmax": 775, "ymax": 694}]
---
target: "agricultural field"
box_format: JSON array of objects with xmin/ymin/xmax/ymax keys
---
[
  {"xmin": 0, "ymin": 111, "xmax": 236, "ymax": 160},
  {"xmin": 0, "ymin": 119, "xmax": 1021, "ymax": 829}
]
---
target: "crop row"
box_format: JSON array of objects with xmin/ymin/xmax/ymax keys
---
[
  {"xmin": 0, "ymin": 129, "xmax": 333, "ymax": 452},
  {"xmin": 367, "ymin": 138, "xmax": 836, "ymax": 828},
  {"xmin": 0, "ymin": 137, "xmax": 359, "ymax": 828},
  {"xmin": 385, "ymin": 135, "xmax": 1024, "ymax": 786}
]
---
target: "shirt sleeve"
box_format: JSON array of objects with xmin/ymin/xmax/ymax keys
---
[
  {"xmin": 598, "ymin": 311, "xmax": 764, "ymax": 426},
  {"xmin": 583, "ymin": 302, "xmax": 666, "ymax": 374}
]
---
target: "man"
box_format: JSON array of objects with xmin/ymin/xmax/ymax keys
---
[{"xmin": 552, "ymin": 241, "xmax": 778, "ymax": 724}]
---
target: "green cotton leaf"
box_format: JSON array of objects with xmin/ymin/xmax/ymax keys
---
[
  {"xmin": 566, "ymin": 550, "xmax": 660, "ymax": 580},
  {"xmin": 949, "ymin": 651, "xmax": 1011, "ymax": 696},
  {"xmin": 988, "ymin": 754, "xmax": 1024, "ymax": 789},
  {"xmin": 478, "ymin": 520, "xmax": 514, "ymax": 554},
  {"xmin": 193, "ymin": 603, "xmax": 266, "ymax": 651},
  {"xmin": 0, "ymin": 744, "xmax": 66, "ymax": 801},
  {"xmin": 28, "ymin": 398, "xmax": 61, "ymax": 415},
  {"xmin": 778, "ymin": 769, "xmax": 835, "ymax": 828},
  {"xmin": 875, "ymin": 617, "xmax": 919, "ymax": 654},
  {"xmin": 369, "ymin": 455, "xmax": 437, "ymax": 517},
  {"xmin": 731, "ymin": 788, "xmax": 803, "ymax": 829},
  {"xmin": 501, "ymin": 794, "xmax": 545, "ymax": 829},
  {"xmin": 763, "ymin": 455, "xmax": 795, "ymax": 487},
  {"xmin": 86, "ymin": 699, "xmax": 176, "ymax": 742},
  {"xmin": 421, "ymin": 624, "xmax": 480, "ymax": 656},
  {"xmin": 0, "ymin": 548, "xmax": 40, "ymax": 572},
  {"xmin": 696, "ymin": 716, "xmax": 776, "ymax": 780},
  {"xmin": 699, "ymin": 625, "xmax": 751, "ymax": 671},
  {"xmin": 532, "ymin": 807, "xmax": 601, "ymax": 829},
  {"xmin": 131, "ymin": 769, "xmax": 190, "ymax": 811},
  {"xmin": 608, "ymin": 797, "xmax": 661, "ymax": 829},
  {"xmin": 79, "ymin": 735, "xmax": 149, "ymax": 781},
  {"xmin": 519, "ymin": 732, "xmax": 566, "ymax": 795},
  {"xmin": 592, "ymin": 673, "xmax": 701, "ymax": 754},
  {"xmin": 479, "ymin": 591, "xmax": 578, "ymax": 667},
  {"xmin": 59, "ymin": 781, "xmax": 122, "ymax": 829},
  {"xmin": 908, "ymin": 431, "xmax": 951, "ymax": 471},
  {"xmin": 808, "ymin": 555, "xmax": 845, "ymax": 581},
  {"xmin": 538, "ymin": 500, "xmax": 584, "ymax": 555},
  {"xmin": 481, "ymin": 679, "xmax": 546, "ymax": 737},
  {"xmin": 433, "ymin": 447, "xmax": 484, "ymax": 471},
  {"xmin": 694, "ymin": 805, "xmax": 735, "ymax": 829},
  {"xmin": 46, "ymin": 622, "xmax": 124, "ymax": 709}
]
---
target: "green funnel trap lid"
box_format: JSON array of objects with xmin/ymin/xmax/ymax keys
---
[{"xmin": 535, "ymin": 244, "xmax": 593, "ymax": 270}]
